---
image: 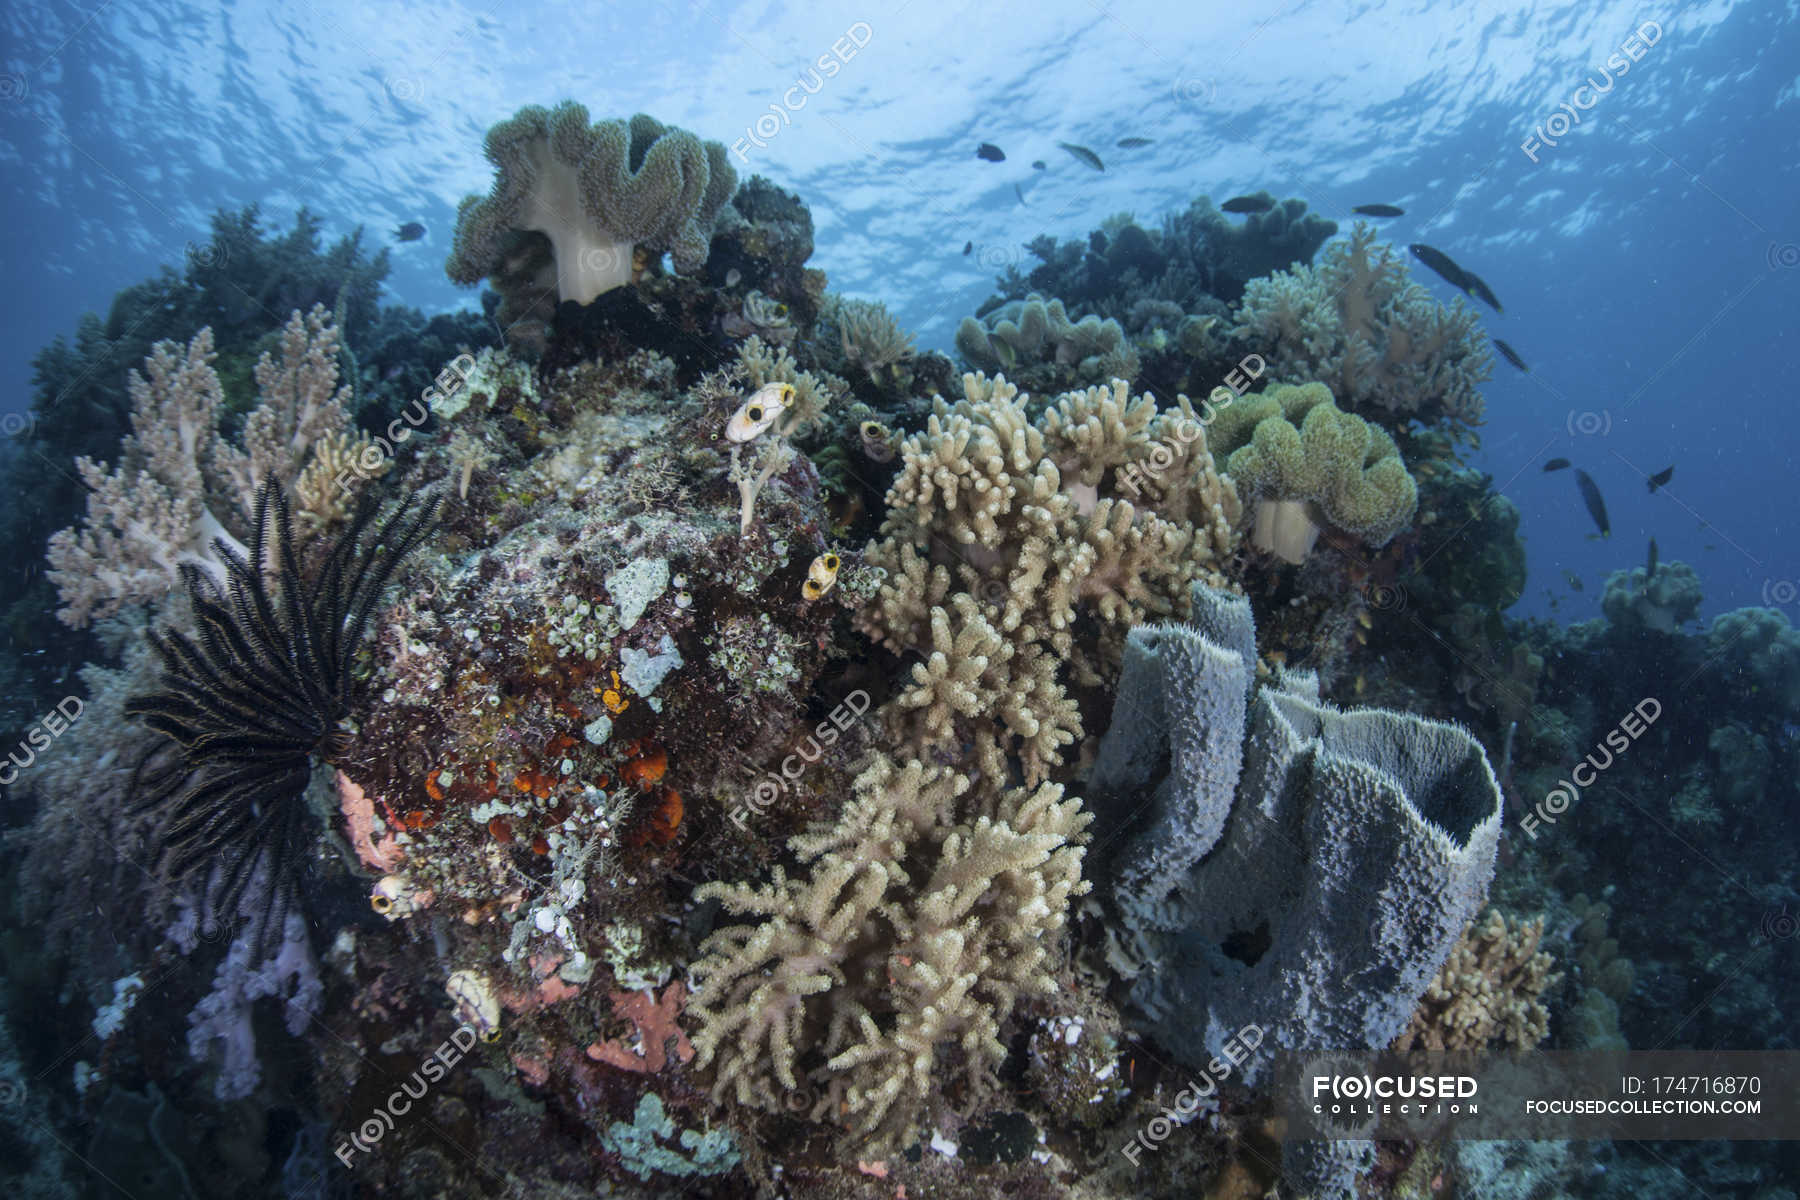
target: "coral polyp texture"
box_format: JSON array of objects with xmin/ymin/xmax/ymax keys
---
[
  {"xmin": 45, "ymin": 306, "xmax": 376, "ymax": 626},
  {"xmin": 1206, "ymin": 380, "xmax": 1419, "ymax": 561},
  {"xmin": 858, "ymin": 372, "xmax": 1241, "ymax": 792},
  {"xmin": 1232, "ymin": 222, "xmax": 1491, "ymax": 436},
  {"xmin": 955, "ymin": 293, "xmax": 1140, "ymax": 392},
  {"xmin": 688, "ymin": 753, "xmax": 1090, "ymax": 1156},
  {"xmin": 446, "ymin": 101, "xmax": 736, "ymax": 306}
]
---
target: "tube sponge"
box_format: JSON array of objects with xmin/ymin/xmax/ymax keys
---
[
  {"xmin": 1214, "ymin": 382, "xmax": 1418, "ymax": 560},
  {"xmin": 447, "ymin": 102, "xmax": 736, "ymax": 304}
]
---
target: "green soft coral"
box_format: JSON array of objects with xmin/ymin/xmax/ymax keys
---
[
  {"xmin": 447, "ymin": 102, "xmax": 736, "ymax": 305},
  {"xmin": 1217, "ymin": 381, "xmax": 1418, "ymax": 561}
]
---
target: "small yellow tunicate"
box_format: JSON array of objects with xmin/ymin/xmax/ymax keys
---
[
  {"xmin": 802, "ymin": 552, "xmax": 840, "ymax": 600},
  {"xmin": 726, "ymin": 382, "xmax": 795, "ymax": 443}
]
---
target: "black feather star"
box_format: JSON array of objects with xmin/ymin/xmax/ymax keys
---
[{"xmin": 125, "ymin": 479, "xmax": 438, "ymax": 949}]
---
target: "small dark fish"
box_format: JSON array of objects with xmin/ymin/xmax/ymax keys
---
[
  {"xmin": 1408, "ymin": 244, "xmax": 1472, "ymax": 291},
  {"xmin": 1563, "ymin": 570, "xmax": 1585, "ymax": 592},
  {"xmin": 1647, "ymin": 465, "xmax": 1674, "ymax": 492},
  {"xmin": 1221, "ymin": 194, "xmax": 1275, "ymax": 215},
  {"xmin": 1574, "ymin": 468, "xmax": 1610, "ymax": 538},
  {"xmin": 1116, "ymin": 137, "xmax": 1153, "ymax": 148},
  {"xmin": 962, "ymin": 241, "xmax": 972, "ymax": 256},
  {"xmin": 1351, "ymin": 204, "xmax": 1404, "ymax": 217},
  {"xmin": 1014, "ymin": 183, "xmax": 1026, "ymax": 205},
  {"xmin": 976, "ymin": 143, "xmax": 1005, "ymax": 162},
  {"xmin": 1645, "ymin": 538, "xmax": 1659, "ymax": 588},
  {"xmin": 1058, "ymin": 142, "xmax": 1105, "ymax": 172},
  {"xmin": 1464, "ymin": 270, "xmax": 1503, "ymax": 312},
  {"xmin": 1493, "ymin": 338, "xmax": 1529, "ymax": 372},
  {"xmin": 1543, "ymin": 457, "xmax": 1571, "ymax": 472},
  {"xmin": 1031, "ymin": 160, "xmax": 1046, "ymax": 170},
  {"xmin": 393, "ymin": 221, "xmax": 427, "ymax": 242}
]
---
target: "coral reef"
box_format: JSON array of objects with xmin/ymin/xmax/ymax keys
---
[
  {"xmin": 1159, "ymin": 193, "xmax": 1340, "ymax": 304},
  {"xmin": 1088, "ymin": 581, "xmax": 1502, "ymax": 1073},
  {"xmin": 1392, "ymin": 909, "xmax": 1562, "ymax": 1052},
  {"xmin": 3, "ymin": 206, "xmax": 397, "ymax": 704},
  {"xmin": 18, "ymin": 96, "xmax": 1795, "ymax": 1200},
  {"xmin": 1206, "ymin": 380, "xmax": 1418, "ymax": 561},
  {"xmin": 46, "ymin": 307, "xmax": 378, "ymax": 626},
  {"xmin": 1232, "ymin": 223, "xmax": 1490, "ymax": 436},
  {"xmin": 688, "ymin": 753, "xmax": 1090, "ymax": 1156},
  {"xmin": 1705, "ymin": 605, "xmax": 1800, "ymax": 714},
  {"xmin": 447, "ymin": 102, "xmax": 736, "ymax": 306},
  {"xmin": 858, "ymin": 373, "xmax": 1240, "ymax": 792},
  {"xmin": 125, "ymin": 480, "xmax": 438, "ymax": 949},
  {"xmin": 955, "ymin": 294, "xmax": 1139, "ymax": 393},
  {"xmin": 1601, "ymin": 559, "xmax": 1703, "ymax": 634},
  {"xmin": 818, "ymin": 294, "xmax": 916, "ymax": 388}
]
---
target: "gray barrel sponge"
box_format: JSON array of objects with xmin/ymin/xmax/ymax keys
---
[
  {"xmin": 1088, "ymin": 582, "xmax": 1502, "ymax": 1081},
  {"xmin": 1087, "ymin": 586, "xmax": 1254, "ymax": 929}
]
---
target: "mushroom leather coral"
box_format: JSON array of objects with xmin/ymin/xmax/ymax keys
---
[{"xmin": 447, "ymin": 102, "xmax": 736, "ymax": 304}]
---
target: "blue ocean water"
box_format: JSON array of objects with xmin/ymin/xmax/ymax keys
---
[{"xmin": 5, "ymin": 0, "xmax": 1795, "ymax": 621}]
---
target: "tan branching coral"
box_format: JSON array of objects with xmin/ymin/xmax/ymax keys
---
[
  {"xmin": 294, "ymin": 429, "xmax": 389, "ymax": 528},
  {"xmin": 827, "ymin": 295, "xmax": 916, "ymax": 379},
  {"xmin": 689, "ymin": 754, "xmax": 1090, "ymax": 1155},
  {"xmin": 218, "ymin": 306, "xmax": 356, "ymax": 512},
  {"xmin": 46, "ymin": 306, "xmax": 363, "ymax": 626},
  {"xmin": 1392, "ymin": 909, "xmax": 1562, "ymax": 1053},
  {"xmin": 1232, "ymin": 223, "xmax": 1490, "ymax": 435},
  {"xmin": 859, "ymin": 374, "xmax": 1240, "ymax": 788}
]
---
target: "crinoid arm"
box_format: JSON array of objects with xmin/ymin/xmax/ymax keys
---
[{"xmin": 124, "ymin": 479, "xmax": 438, "ymax": 950}]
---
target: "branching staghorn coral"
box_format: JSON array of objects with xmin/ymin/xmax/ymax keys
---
[
  {"xmin": 859, "ymin": 373, "xmax": 1240, "ymax": 791},
  {"xmin": 447, "ymin": 102, "xmax": 736, "ymax": 306},
  {"xmin": 46, "ymin": 307, "xmax": 373, "ymax": 627},
  {"xmin": 1232, "ymin": 223, "xmax": 1490, "ymax": 436},
  {"xmin": 688, "ymin": 753, "xmax": 1090, "ymax": 1156}
]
